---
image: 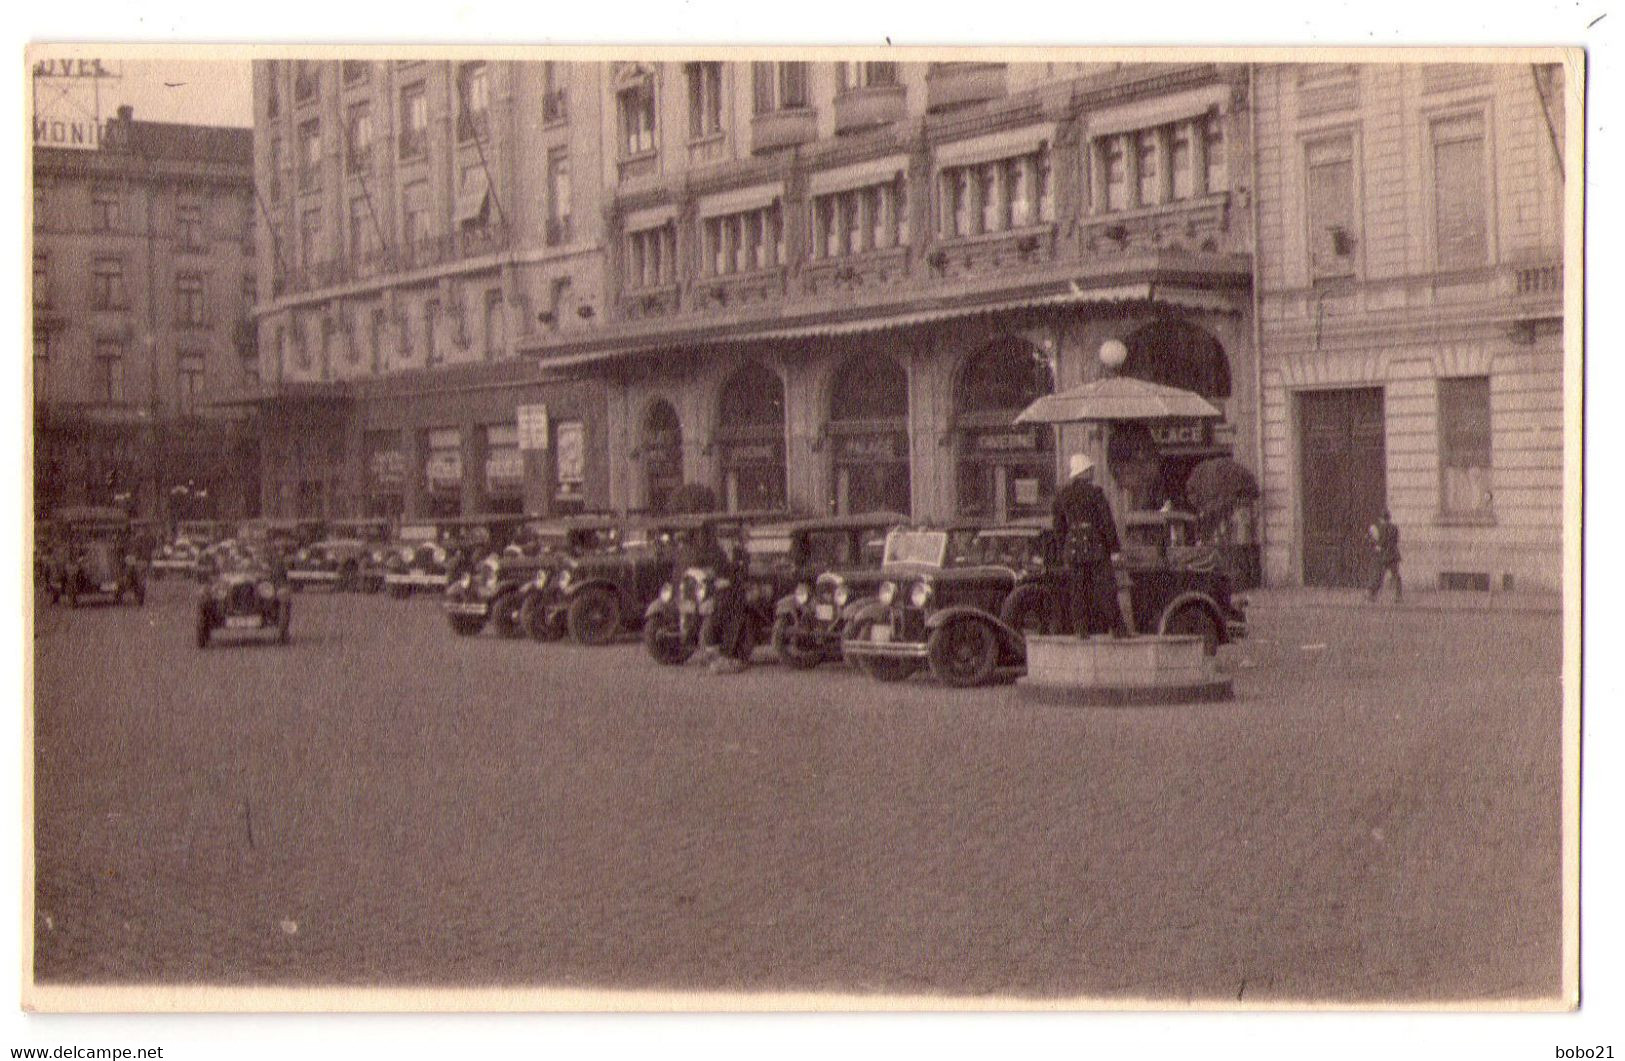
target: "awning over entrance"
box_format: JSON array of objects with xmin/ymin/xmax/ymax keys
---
[{"xmin": 536, "ymin": 278, "xmax": 1244, "ymax": 372}]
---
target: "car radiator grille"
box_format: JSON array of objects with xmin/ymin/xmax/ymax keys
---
[{"xmin": 228, "ymin": 584, "xmax": 259, "ymax": 612}]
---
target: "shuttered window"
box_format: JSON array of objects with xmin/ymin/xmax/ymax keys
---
[{"xmin": 1433, "ymin": 114, "xmax": 1488, "ymax": 271}]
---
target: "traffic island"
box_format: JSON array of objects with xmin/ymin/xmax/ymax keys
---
[{"xmin": 1016, "ymin": 634, "xmax": 1233, "ymax": 706}]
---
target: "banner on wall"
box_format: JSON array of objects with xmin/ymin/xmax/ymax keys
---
[{"xmin": 518, "ymin": 404, "xmax": 550, "ymax": 451}]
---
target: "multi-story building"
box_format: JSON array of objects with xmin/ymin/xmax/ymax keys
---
[
  {"xmin": 32, "ymin": 105, "xmax": 261, "ymax": 522},
  {"xmin": 251, "ymin": 59, "xmax": 610, "ymax": 519},
  {"xmin": 250, "ymin": 57, "xmax": 1259, "ymax": 535},
  {"xmin": 1252, "ymin": 62, "xmax": 1567, "ymax": 592},
  {"xmin": 539, "ymin": 60, "xmax": 1257, "ymax": 528}
]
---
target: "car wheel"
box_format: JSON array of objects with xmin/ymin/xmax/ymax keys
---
[
  {"xmin": 448, "ymin": 614, "xmax": 486, "ymax": 637},
  {"xmin": 195, "ymin": 607, "xmax": 211, "ymax": 649},
  {"xmin": 520, "ymin": 594, "xmax": 565, "ymax": 642},
  {"xmin": 1162, "ymin": 604, "xmax": 1220, "ymax": 657},
  {"xmin": 278, "ymin": 601, "xmax": 292, "ymax": 644},
  {"xmin": 567, "ymin": 588, "xmax": 621, "ymax": 646},
  {"xmin": 490, "ymin": 590, "xmax": 524, "ymax": 639},
  {"xmin": 849, "ymin": 619, "xmax": 919, "ymax": 683},
  {"xmin": 771, "ymin": 614, "xmax": 824, "ymax": 670},
  {"xmin": 928, "ymin": 618, "xmax": 999, "ymax": 688},
  {"xmin": 643, "ymin": 611, "xmax": 693, "ymax": 666},
  {"xmin": 1000, "ymin": 584, "xmax": 1059, "ymax": 637}
]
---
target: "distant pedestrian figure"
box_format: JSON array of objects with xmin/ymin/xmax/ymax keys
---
[
  {"xmin": 1368, "ymin": 509, "xmax": 1402, "ymax": 602},
  {"xmin": 1052, "ymin": 453, "xmax": 1130, "ymax": 639}
]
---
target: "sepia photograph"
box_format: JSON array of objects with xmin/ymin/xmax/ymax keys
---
[{"xmin": 10, "ymin": 6, "xmax": 1600, "ymax": 1056}]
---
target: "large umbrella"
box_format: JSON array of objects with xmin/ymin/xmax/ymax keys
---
[
  {"xmin": 1184, "ymin": 456, "xmax": 1260, "ymax": 516},
  {"xmin": 1015, "ymin": 375, "xmax": 1222, "ymax": 424}
]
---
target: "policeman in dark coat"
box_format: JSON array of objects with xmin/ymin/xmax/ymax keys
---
[{"xmin": 1052, "ymin": 453, "xmax": 1130, "ymax": 639}]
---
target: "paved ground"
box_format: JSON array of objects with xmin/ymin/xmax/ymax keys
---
[{"xmin": 30, "ymin": 577, "xmax": 1565, "ymax": 1002}]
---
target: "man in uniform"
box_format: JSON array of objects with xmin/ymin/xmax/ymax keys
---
[{"xmin": 1052, "ymin": 453, "xmax": 1130, "ymax": 639}]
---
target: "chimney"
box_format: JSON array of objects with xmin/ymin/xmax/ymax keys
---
[{"xmin": 116, "ymin": 104, "xmax": 133, "ymax": 121}]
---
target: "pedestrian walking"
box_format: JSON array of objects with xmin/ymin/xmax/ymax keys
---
[
  {"xmin": 1368, "ymin": 509, "xmax": 1402, "ymax": 602},
  {"xmin": 1052, "ymin": 453, "xmax": 1130, "ymax": 639}
]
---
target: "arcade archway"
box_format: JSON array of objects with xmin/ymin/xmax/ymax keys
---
[
  {"xmin": 715, "ymin": 361, "xmax": 787, "ymax": 511},
  {"xmin": 828, "ymin": 353, "xmax": 911, "ymax": 516},
  {"xmin": 952, "ymin": 337, "xmax": 1054, "ymax": 522}
]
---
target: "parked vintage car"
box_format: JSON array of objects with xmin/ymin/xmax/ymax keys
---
[
  {"xmin": 42, "ymin": 506, "xmax": 147, "ymax": 607},
  {"xmin": 839, "ymin": 525, "xmax": 1031, "ymax": 687},
  {"xmin": 640, "ymin": 511, "xmax": 803, "ymax": 666},
  {"xmin": 150, "ymin": 519, "xmax": 230, "ymax": 578},
  {"xmin": 844, "ymin": 514, "xmax": 1249, "ymax": 687},
  {"xmin": 766, "ymin": 512, "xmax": 908, "ymax": 668},
  {"xmin": 195, "ymin": 548, "xmax": 293, "ymax": 648},
  {"xmin": 442, "ymin": 516, "xmax": 622, "ymax": 637},
  {"xmin": 382, "ymin": 517, "xmax": 518, "ymax": 598},
  {"xmin": 287, "ymin": 519, "xmax": 393, "ymax": 591},
  {"xmin": 512, "ymin": 514, "xmax": 705, "ymax": 647}
]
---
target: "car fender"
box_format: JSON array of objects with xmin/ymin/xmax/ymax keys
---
[
  {"xmin": 846, "ymin": 600, "xmax": 890, "ymax": 629},
  {"xmin": 924, "ymin": 606, "xmax": 1027, "ymax": 659},
  {"xmin": 774, "ymin": 595, "xmax": 802, "ymax": 618},
  {"xmin": 565, "ymin": 577, "xmax": 626, "ymax": 608},
  {"xmin": 1155, "ymin": 591, "xmax": 1226, "ymax": 638},
  {"xmin": 644, "ymin": 594, "xmax": 676, "ymax": 622}
]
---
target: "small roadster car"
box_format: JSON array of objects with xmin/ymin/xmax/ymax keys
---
[{"xmin": 196, "ymin": 551, "xmax": 293, "ymax": 648}]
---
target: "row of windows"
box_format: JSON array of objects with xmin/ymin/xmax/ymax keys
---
[
  {"xmin": 275, "ymin": 288, "xmax": 513, "ymax": 373},
  {"xmin": 938, "ymin": 150, "xmax": 1053, "ymax": 238},
  {"xmin": 32, "ymin": 333, "xmax": 245, "ymax": 412},
  {"xmin": 1306, "ymin": 112, "xmax": 1492, "ymax": 281},
  {"xmin": 66, "ymin": 257, "xmax": 251, "ymax": 320},
  {"xmin": 1090, "ymin": 115, "xmax": 1226, "ymax": 214},
  {"xmin": 33, "ymin": 184, "xmax": 250, "ymax": 244}
]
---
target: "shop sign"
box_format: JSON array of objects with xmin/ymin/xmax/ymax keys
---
[
  {"xmin": 972, "ymin": 427, "xmax": 1039, "ymax": 453},
  {"xmin": 425, "ymin": 450, "xmax": 463, "ymax": 489},
  {"xmin": 517, "ymin": 404, "xmax": 550, "ymax": 451},
  {"xmin": 834, "ymin": 432, "xmax": 905, "ymax": 463},
  {"xmin": 1149, "ymin": 419, "xmax": 1213, "ymax": 448},
  {"xmin": 369, "ymin": 450, "xmax": 406, "ymax": 485},
  {"xmin": 555, "ymin": 420, "xmax": 585, "ymax": 486},
  {"xmin": 722, "ymin": 442, "xmax": 779, "ymax": 465},
  {"xmin": 485, "ymin": 448, "xmax": 524, "ymax": 487}
]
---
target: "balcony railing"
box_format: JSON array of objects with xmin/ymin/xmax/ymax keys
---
[
  {"xmin": 750, "ymin": 108, "xmax": 817, "ymax": 154},
  {"xmin": 925, "ymin": 63, "xmax": 1008, "ymax": 112},
  {"xmin": 832, "ymin": 84, "xmax": 907, "ymax": 135},
  {"xmin": 270, "ymin": 223, "xmax": 513, "ymax": 297}
]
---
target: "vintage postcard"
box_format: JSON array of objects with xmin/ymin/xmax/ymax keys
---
[{"xmin": 21, "ymin": 39, "xmax": 1584, "ymax": 1036}]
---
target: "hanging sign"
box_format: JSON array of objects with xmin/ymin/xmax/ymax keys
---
[{"xmin": 518, "ymin": 404, "xmax": 551, "ymax": 451}]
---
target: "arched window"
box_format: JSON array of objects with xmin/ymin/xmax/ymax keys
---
[
  {"xmin": 715, "ymin": 362, "xmax": 787, "ymax": 511},
  {"xmin": 829, "ymin": 354, "xmax": 910, "ymax": 515},
  {"xmin": 953, "ymin": 337, "xmax": 1054, "ymax": 521},
  {"xmin": 641, "ymin": 399, "xmax": 683, "ymax": 515},
  {"xmin": 1121, "ymin": 317, "xmax": 1231, "ymax": 399}
]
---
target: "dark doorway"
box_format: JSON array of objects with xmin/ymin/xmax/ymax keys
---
[
  {"xmin": 1299, "ymin": 387, "xmax": 1386, "ymax": 587},
  {"xmin": 829, "ymin": 354, "xmax": 911, "ymax": 516}
]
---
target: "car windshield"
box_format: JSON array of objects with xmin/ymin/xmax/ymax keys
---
[
  {"xmin": 883, "ymin": 530, "xmax": 948, "ymax": 567},
  {"xmin": 969, "ymin": 531, "xmax": 1040, "ymax": 568}
]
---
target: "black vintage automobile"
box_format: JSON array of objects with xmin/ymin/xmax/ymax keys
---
[
  {"xmin": 513, "ymin": 514, "xmax": 697, "ymax": 647},
  {"xmin": 844, "ymin": 514, "xmax": 1249, "ymax": 687},
  {"xmin": 640, "ymin": 512, "xmax": 801, "ymax": 666},
  {"xmin": 442, "ymin": 516, "xmax": 622, "ymax": 637},
  {"xmin": 287, "ymin": 518, "xmax": 394, "ymax": 592},
  {"xmin": 150, "ymin": 519, "xmax": 231, "ymax": 578},
  {"xmin": 840, "ymin": 525, "xmax": 1031, "ymax": 687},
  {"xmin": 382, "ymin": 517, "xmax": 518, "ymax": 599},
  {"xmin": 43, "ymin": 506, "xmax": 147, "ymax": 607},
  {"xmin": 766, "ymin": 512, "xmax": 908, "ymax": 669},
  {"xmin": 195, "ymin": 548, "xmax": 293, "ymax": 648}
]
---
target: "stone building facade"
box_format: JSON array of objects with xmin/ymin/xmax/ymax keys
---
[
  {"xmin": 32, "ymin": 107, "xmax": 261, "ymax": 522},
  {"xmin": 1252, "ymin": 62, "xmax": 1568, "ymax": 592}
]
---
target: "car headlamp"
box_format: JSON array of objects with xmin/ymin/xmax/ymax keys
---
[
  {"xmin": 257, "ymin": 580, "xmax": 276, "ymax": 599},
  {"xmin": 695, "ymin": 579, "xmax": 711, "ymax": 601},
  {"xmin": 909, "ymin": 581, "xmax": 934, "ymax": 609},
  {"xmin": 659, "ymin": 583, "xmax": 675, "ymax": 603},
  {"xmin": 557, "ymin": 569, "xmax": 573, "ymax": 590},
  {"xmin": 793, "ymin": 583, "xmax": 812, "ymax": 606},
  {"xmin": 833, "ymin": 583, "xmax": 851, "ymax": 607},
  {"xmin": 533, "ymin": 570, "xmax": 550, "ymax": 590},
  {"xmin": 877, "ymin": 581, "xmax": 897, "ymax": 606}
]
